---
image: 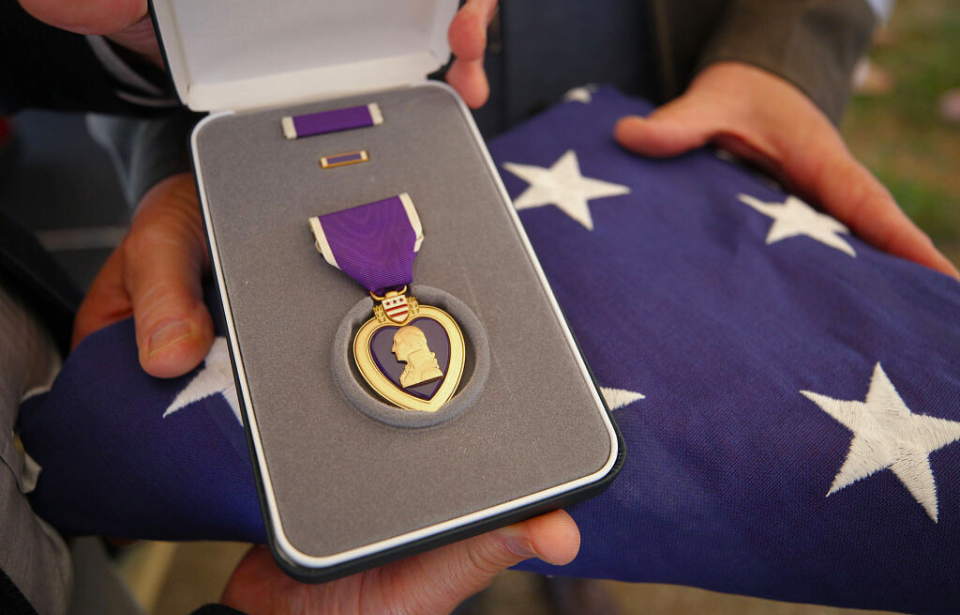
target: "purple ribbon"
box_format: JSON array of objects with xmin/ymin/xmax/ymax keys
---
[
  {"xmin": 311, "ymin": 194, "xmax": 423, "ymax": 295},
  {"xmin": 283, "ymin": 103, "xmax": 382, "ymax": 140}
]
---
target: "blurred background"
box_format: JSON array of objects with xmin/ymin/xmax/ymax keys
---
[
  {"xmin": 843, "ymin": 0, "xmax": 960, "ymax": 268},
  {"xmin": 0, "ymin": 0, "xmax": 955, "ymax": 613}
]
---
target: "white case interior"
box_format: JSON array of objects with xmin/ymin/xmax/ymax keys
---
[{"xmin": 151, "ymin": 0, "xmax": 457, "ymax": 111}]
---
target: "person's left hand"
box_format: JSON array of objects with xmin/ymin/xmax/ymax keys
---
[
  {"xmin": 446, "ymin": 0, "xmax": 498, "ymax": 109},
  {"xmin": 221, "ymin": 509, "xmax": 580, "ymax": 615},
  {"xmin": 614, "ymin": 62, "xmax": 959, "ymax": 279}
]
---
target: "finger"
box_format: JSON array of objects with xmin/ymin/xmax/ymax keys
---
[
  {"xmin": 106, "ymin": 16, "xmax": 163, "ymax": 67},
  {"xmin": 614, "ymin": 94, "xmax": 725, "ymax": 157},
  {"xmin": 72, "ymin": 246, "xmax": 133, "ymax": 349},
  {"xmin": 448, "ymin": 0, "xmax": 497, "ymax": 61},
  {"xmin": 123, "ymin": 174, "xmax": 214, "ymax": 378},
  {"xmin": 446, "ymin": 57, "xmax": 489, "ymax": 109},
  {"xmin": 18, "ymin": 0, "xmax": 146, "ymax": 35},
  {"xmin": 446, "ymin": 0, "xmax": 497, "ymax": 108},
  {"xmin": 221, "ymin": 511, "xmax": 579, "ymax": 615},
  {"xmin": 400, "ymin": 510, "xmax": 581, "ymax": 613},
  {"xmin": 782, "ymin": 132, "xmax": 960, "ymax": 279}
]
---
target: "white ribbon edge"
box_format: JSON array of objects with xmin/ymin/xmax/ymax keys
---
[
  {"xmin": 399, "ymin": 192, "xmax": 424, "ymax": 253},
  {"xmin": 368, "ymin": 102, "xmax": 384, "ymax": 126},
  {"xmin": 281, "ymin": 116, "xmax": 297, "ymax": 140},
  {"xmin": 310, "ymin": 193, "xmax": 422, "ymax": 272},
  {"xmin": 309, "ymin": 217, "xmax": 340, "ymax": 269}
]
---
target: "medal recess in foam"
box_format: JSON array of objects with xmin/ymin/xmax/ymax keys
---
[{"xmin": 309, "ymin": 194, "xmax": 465, "ymax": 412}]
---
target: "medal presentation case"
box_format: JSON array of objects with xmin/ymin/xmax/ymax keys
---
[{"xmin": 152, "ymin": 0, "xmax": 622, "ymax": 581}]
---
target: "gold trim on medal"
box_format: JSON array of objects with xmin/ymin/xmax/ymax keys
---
[{"xmin": 354, "ymin": 289, "xmax": 465, "ymax": 413}]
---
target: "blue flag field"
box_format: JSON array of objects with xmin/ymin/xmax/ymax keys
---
[{"xmin": 19, "ymin": 87, "xmax": 960, "ymax": 615}]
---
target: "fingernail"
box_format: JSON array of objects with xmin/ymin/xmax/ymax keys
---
[
  {"xmin": 497, "ymin": 527, "xmax": 540, "ymax": 559},
  {"xmin": 148, "ymin": 321, "xmax": 192, "ymax": 356}
]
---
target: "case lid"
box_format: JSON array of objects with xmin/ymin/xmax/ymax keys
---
[{"xmin": 151, "ymin": 0, "xmax": 458, "ymax": 111}]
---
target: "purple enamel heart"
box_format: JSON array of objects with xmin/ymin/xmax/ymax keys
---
[{"xmin": 370, "ymin": 318, "xmax": 451, "ymax": 400}]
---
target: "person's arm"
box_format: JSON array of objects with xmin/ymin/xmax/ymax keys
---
[
  {"xmin": 647, "ymin": 0, "xmax": 881, "ymax": 125},
  {"xmin": 693, "ymin": 0, "xmax": 875, "ymax": 124}
]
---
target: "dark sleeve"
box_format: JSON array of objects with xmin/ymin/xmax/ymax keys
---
[
  {"xmin": 192, "ymin": 606, "xmax": 248, "ymax": 615},
  {"xmin": 0, "ymin": 0, "xmax": 173, "ymax": 115},
  {"xmin": 0, "ymin": 568, "xmax": 38, "ymax": 615},
  {"xmin": 695, "ymin": 0, "xmax": 877, "ymax": 123},
  {"xmin": 0, "ymin": 212, "xmax": 82, "ymax": 355},
  {"xmin": 87, "ymin": 109, "xmax": 203, "ymax": 208}
]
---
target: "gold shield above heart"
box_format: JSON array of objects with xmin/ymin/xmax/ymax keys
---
[{"xmin": 354, "ymin": 290, "xmax": 465, "ymax": 412}]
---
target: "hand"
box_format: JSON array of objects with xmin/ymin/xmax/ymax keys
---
[
  {"xmin": 221, "ymin": 509, "xmax": 579, "ymax": 615},
  {"xmin": 73, "ymin": 172, "xmax": 214, "ymax": 378},
  {"xmin": 446, "ymin": 0, "xmax": 498, "ymax": 109},
  {"xmin": 614, "ymin": 62, "xmax": 959, "ymax": 279},
  {"xmin": 18, "ymin": 0, "xmax": 161, "ymax": 66}
]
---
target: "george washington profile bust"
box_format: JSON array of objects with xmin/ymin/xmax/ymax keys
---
[{"xmin": 391, "ymin": 325, "xmax": 444, "ymax": 388}]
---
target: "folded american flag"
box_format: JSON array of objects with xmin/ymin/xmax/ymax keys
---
[
  {"xmin": 19, "ymin": 87, "xmax": 960, "ymax": 614},
  {"xmin": 19, "ymin": 288, "xmax": 265, "ymax": 543}
]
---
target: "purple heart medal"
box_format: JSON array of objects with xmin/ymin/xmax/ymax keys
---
[{"xmin": 309, "ymin": 194, "xmax": 465, "ymax": 412}]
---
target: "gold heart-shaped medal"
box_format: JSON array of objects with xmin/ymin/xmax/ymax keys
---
[
  {"xmin": 309, "ymin": 193, "xmax": 466, "ymax": 412},
  {"xmin": 354, "ymin": 288, "xmax": 465, "ymax": 412}
]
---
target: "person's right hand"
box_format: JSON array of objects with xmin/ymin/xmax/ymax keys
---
[
  {"xmin": 221, "ymin": 510, "xmax": 580, "ymax": 615},
  {"xmin": 73, "ymin": 172, "xmax": 214, "ymax": 378},
  {"xmin": 18, "ymin": 0, "xmax": 162, "ymax": 65}
]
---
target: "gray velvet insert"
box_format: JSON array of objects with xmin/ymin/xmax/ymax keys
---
[{"xmin": 193, "ymin": 84, "xmax": 615, "ymax": 560}]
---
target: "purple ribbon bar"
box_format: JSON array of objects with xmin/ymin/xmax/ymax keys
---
[
  {"xmin": 320, "ymin": 150, "xmax": 369, "ymax": 169},
  {"xmin": 310, "ymin": 194, "xmax": 423, "ymax": 294},
  {"xmin": 283, "ymin": 103, "xmax": 383, "ymax": 140}
]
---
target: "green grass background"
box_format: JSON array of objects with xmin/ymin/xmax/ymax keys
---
[{"xmin": 842, "ymin": 0, "xmax": 960, "ymax": 266}]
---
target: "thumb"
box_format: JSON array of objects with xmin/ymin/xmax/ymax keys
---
[
  {"xmin": 123, "ymin": 174, "xmax": 214, "ymax": 378},
  {"xmin": 614, "ymin": 94, "xmax": 722, "ymax": 157},
  {"xmin": 404, "ymin": 509, "xmax": 581, "ymax": 613},
  {"xmin": 221, "ymin": 511, "xmax": 579, "ymax": 615},
  {"xmin": 18, "ymin": 0, "xmax": 147, "ymax": 35},
  {"xmin": 72, "ymin": 247, "xmax": 132, "ymax": 349}
]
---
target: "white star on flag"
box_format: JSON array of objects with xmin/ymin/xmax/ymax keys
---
[
  {"xmin": 801, "ymin": 363, "xmax": 960, "ymax": 522},
  {"xmin": 738, "ymin": 194, "xmax": 856, "ymax": 257},
  {"xmin": 164, "ymin": 337, "xmax": 242, "ymax": 426},
  {"xmin": 503, "ymin": 150, "xmax": 631, "ymax": 230},
  {"xmin": 601, "ymin": 387, "xmax": 645, "ymax": 410},
  {"xmin": 563, "ymin": 85, "xmax": 598, "ymax": 104}
]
